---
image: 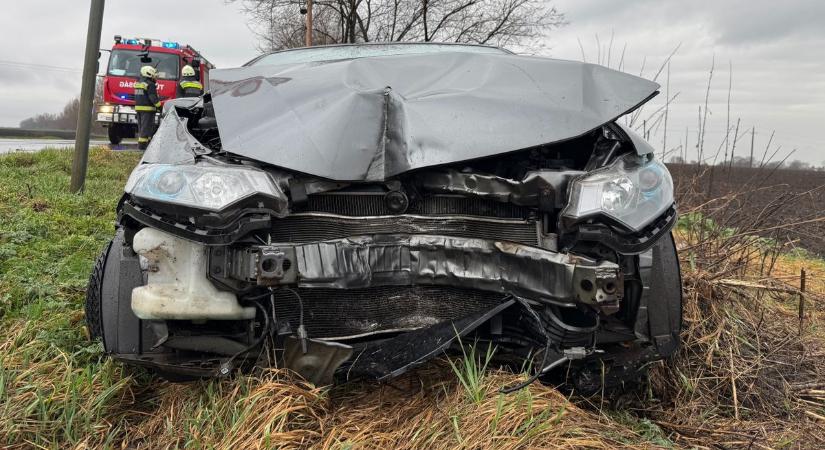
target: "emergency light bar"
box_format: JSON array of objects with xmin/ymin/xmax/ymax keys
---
[{"xmin": 116, "ymin": 36, "xmax": 181, "ymax": 50}]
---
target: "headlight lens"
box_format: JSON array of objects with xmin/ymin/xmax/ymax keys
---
[
  {"xmin": 125, "ymin": 163, "xmax": 286, "ymax": 211},
  {"xmin": 98, "ymin": 104, "xmax": 115, "ymax": 113},
  {"xmin": 562, "ymin": 154, "xmax": 674, "ymax": 231}
]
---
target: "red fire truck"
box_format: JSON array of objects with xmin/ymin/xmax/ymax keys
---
[{"xmin": 96, "ymin": 36, "xmax": 213, "ymax": 144}]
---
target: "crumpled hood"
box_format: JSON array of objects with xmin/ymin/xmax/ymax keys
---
[{"xmin": 209, "ymin": 51, "xmax": 659, "ymax": 181}]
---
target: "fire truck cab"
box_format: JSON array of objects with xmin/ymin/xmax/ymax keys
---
[{"xmin": 97, "ymin": 36, "xmax": 213, "ymax": 145}]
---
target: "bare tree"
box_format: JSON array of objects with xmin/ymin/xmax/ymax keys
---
[
  {"xmin": 230, "ymin": 0, "xmax": 565, "ymax": 52},
  {"xmin": 20, "ymin": 80, "xmax": 106, "ymax": 134}
]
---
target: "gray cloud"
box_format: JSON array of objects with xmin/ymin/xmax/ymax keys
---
[
  {"xmin": 552, "ymin": 1, "xmax": 825, "ymax": 46},
  {"xmin": 550, "ymin": 0, "xmax": 825, "ymax": 164},
  {"xmin": 699, "ymin": 1, "xmax": 825, "ymax": 45}
]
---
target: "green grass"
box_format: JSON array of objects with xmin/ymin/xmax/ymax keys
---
[
  {"xmin": 446, "ymin": 336, "xmax": 495, "ymax": 404},
  {"xmin": 0, "ymin": 148, "xmax": 139, "ymax": 319},
  {"xmin": 605, "ymin": 411, "xmax": 675, "ymax": 448},
  {"xmin": 0, "ymin": 147, "xmax": 141, "ymax": 447}
]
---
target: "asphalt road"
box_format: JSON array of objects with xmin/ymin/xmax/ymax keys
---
[{"xmin": 0, "ymin": 138, "xmax": 139, "ymax": 154}]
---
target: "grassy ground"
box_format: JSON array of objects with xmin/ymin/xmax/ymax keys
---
[{"xmin": 1, "ymin": 148, "xmax": 823, "ymax": 449}]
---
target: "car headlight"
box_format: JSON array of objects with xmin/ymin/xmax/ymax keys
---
[
  {"xmin": 98, "ymin": 104, "xmax": 115, "ymax": 113},
  {"xmin": 562, "ymin": 153, "xmax": 674, "ymax": 231},
  {"xmin": 124, "ymin": 163, "xmax": 286, "ymax": 212}
]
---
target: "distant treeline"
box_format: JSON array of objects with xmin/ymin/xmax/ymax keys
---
[
  {"xmin": 20, "ymin": 98, "xmax": 83, "ymax": 130},
  {"xmin": 669, "ymin": 156, "xmax": 824, "ymax": 171},
  {"xmin": 19, "ymin": 82, "xmax": 105, "ymax": 134}
]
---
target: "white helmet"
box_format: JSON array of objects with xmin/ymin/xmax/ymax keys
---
[
  {"xmin": 181, "ymin": 65, "xmax": 196, "ymax": 77},
  {"xmin": 140, "ymin": 65, "xmax": 158, "ymax": 79}
]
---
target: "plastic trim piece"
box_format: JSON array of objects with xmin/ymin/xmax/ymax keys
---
[
  {"xmin": 121, "ymin": 201, "xmax": 272, "ymax": 245},
  {"xmin": 561, "ymin": 205, "xmax": 678, "ymax": 255}
]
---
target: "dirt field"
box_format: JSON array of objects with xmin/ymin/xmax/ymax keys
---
[{"xmin": 669, "ymin": 163, "xmax": 825, "ymax": 256}]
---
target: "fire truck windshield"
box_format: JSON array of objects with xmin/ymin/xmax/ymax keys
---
[{"xmin": 108, "ymin": 49, "xmax": 180, "ymax": 80}]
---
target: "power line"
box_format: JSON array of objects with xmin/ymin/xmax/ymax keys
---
[{"xmin": 0, "ymin": 59, "xmax": 82, "ymax": 73}]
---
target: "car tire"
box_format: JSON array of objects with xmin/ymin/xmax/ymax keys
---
[
  {"xmin": 107, "ymin": 126, "xmax": 123, "ymax": 145},
  {"xmin": 84, "ymin": 229, "xmax": 145, "ymax": 354},
  {"xmin": 656, "ymin": 232, "xmax": 683, "ymax": 345},
  {"xmin": 85, "ymin": 238, "xmax": 114, "ymax": 340}
]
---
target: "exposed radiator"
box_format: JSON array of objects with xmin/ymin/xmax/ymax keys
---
[
  {"xmin": 297, "ymin": 192, "xmax": 533, "ymax": 219},
  {"xmin": 267, "ymin": 286, "xmax": 506, "ymax": 339},
  {"xmin": 270, "ymin": 213, "xmax": 539, "ymax": 246}
]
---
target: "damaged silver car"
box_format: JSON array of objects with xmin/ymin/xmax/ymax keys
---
[{"xmin": 85, "ymin": 43, "xmax": 681, "ymax": 391}]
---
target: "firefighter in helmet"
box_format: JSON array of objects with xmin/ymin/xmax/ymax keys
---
[
  {"xmin": 134, "ymin": 65, "xmax": 161, "ymax": 150},
  {"xmin": 177, "ymin": 65, "xmax": 203, "ymax": 98}
]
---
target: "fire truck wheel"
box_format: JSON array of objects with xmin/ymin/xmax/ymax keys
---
[{"xmin": 108, "ymin": 126, "xmax": 123, "ymax": 145}]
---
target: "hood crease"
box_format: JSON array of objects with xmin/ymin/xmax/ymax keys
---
[{"xmin": 210, "ymin": 52, "xmax": 659, "ymax": 181}]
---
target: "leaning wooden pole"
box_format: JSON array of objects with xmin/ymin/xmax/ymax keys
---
[{"xmin": 70, "ymin": 0, "xmax": 105, "ymax": 193}]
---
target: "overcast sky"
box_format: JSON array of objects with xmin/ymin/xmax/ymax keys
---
[{"xmin": 1, "ymin": 0, "xmax": 822, "ymax": 164}]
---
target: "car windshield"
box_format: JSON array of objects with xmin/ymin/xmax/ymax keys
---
[
  {"xmin": 108, "ymin": 49, "xmax": 180, "ymax": 80},
  {"xmin": 249, "ymin": 43, "xmax": 507, "ymax": 66}
]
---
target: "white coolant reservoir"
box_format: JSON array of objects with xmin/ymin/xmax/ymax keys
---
[{"xmin": 131, "ymin": 227, "xmax": 256, "ymax": 321}]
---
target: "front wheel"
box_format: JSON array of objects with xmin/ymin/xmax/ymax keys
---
[
  {"xmin": 85, "ymin": 239, "xmax": 113, "ymax": 339},
  {"xmin": 107, "ymin": 126, "xmax": 123, "ymax": 145},
  {"xmin": 84, "ymin": 229, "xmax": 144, "ymax": 352}
]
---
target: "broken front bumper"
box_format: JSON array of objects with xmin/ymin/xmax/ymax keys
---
[
  {"xmin": 131, "ymin": 227, "xmax": 623, "ymax": 322},
  {"xmin": 95, "ymin": 219, "xmax": 682, "ymax": 385},
  {"xmin": 209, "ymin": 232, "xmax": 623, "ymax": 312},
  {"xmin": 210, "ymin": 234, "xmax": 623, "ymax": 308}
]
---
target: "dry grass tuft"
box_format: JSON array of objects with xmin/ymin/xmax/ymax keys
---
[
  {"xmin": 115, "ymin": 365, "xmax": 654, "ymax": 449},
  {"xmin": 124, "ymin": 372, "xmax": 326, "ymax": 449},
  {"xmin": 644, "ymin": 265, "xmax": 825, "ymax": 447},
  {"xmin": 636, "ymin": 175, "xmax": 825, "ymax": 448}
]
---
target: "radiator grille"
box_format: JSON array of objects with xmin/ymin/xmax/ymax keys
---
[
  {"xmin": 270, "ymin": 214, "xmax": 539, "ymax": 246},
  {"xmin": 297, "ymin": 193, "xmax": 533, "ymax": 219},
  {"xmin": 419, "ymin": 195, "xmax": 530, "ymax": 218},
  {"xmin": 268, "ymin": 286, "xmax": 505, "ymax": 339}
]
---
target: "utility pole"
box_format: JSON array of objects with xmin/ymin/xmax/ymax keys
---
[
  {"xmin": 749, "ymin": 126, "xmax": 755, "ymax": 168},
  {"xmin": 662, "ymin": 61, "xmax": 669, "ymax": 161},
  {"xmin": 305, "ymin": 0, "xmax": 313, "ymax": 47},
  {"xmin": 70, "ymin": 0, "xmax": 105, "ymax": 193}
]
